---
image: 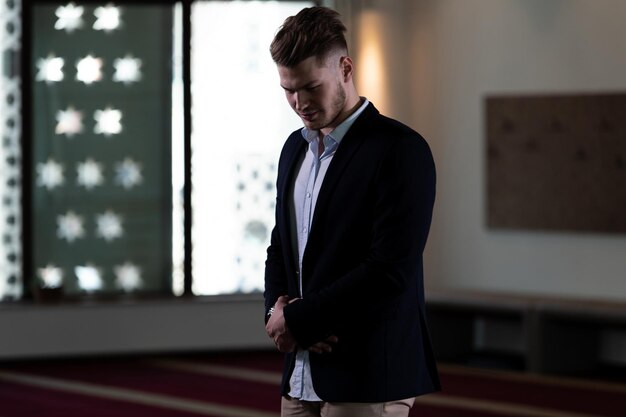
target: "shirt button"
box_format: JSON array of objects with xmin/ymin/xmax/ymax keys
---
[{"xmin": 306, "ymin": 193, "xmax": 311, "ymax": 198}]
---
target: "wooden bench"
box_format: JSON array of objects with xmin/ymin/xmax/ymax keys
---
[{"xmin": 425, "ymin": 289, "xmax": 626, "ymax": 379}]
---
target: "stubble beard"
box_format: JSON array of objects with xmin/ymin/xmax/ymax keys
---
[{"xmin": 302, "ymin": 80, "xmax": 347, "ymax": 132}]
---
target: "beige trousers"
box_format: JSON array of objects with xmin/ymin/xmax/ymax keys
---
[{"xmin": 281, "ymin": 396, "xmax": 415, "ymax": 417}]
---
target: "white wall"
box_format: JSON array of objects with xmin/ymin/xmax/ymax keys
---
[
  {"xmin": 5, "ymin": 0, "xmax": 626, "ymax": 361},
  {"xmin": 406, "ymin": 0, "xmax": 626, "ymax": 301},
  {"xmin": 0, "ymin": 297, "xmax": 271, "ymax": 360}
]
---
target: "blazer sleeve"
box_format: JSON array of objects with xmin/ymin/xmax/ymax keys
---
[{"xmin": 263, "ymin": 132, "xmax": 301, "ymax": 321}]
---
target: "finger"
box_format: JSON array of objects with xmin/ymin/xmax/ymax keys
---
[
  {"xmin": 325, "ymin": 335, "xmax": 339, "ymax": 343},
  {"xmin": 309, "ymin": 345, "xmax": 323, "ymax": 354},
  {"xmin": 277, "ymin": 341, "xmax": 295, "ymax": 353},
  {"xmin": 309, "ymin": 342, "xmax": 332, "ymax": 353},
  {"xmin": 274, "ymin": 337, "xmax": 282, "ymax": 350},
  {"xmin": 275, "ymin": 335, "xmax": 294, "ymax": 352}
]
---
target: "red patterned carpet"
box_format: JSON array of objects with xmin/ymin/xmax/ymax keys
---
[{"xmin": 1, "ymin": 350, "xmax": 625, "ymax": 417}]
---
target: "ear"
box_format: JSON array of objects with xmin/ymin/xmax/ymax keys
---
[{"xmin": 339, "ymin": 56, "xmax": 354, "ymax": 82}]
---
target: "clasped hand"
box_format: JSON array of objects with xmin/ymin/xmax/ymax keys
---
[{"xmin": 265, "ymin": 295, "xmax": 338, "ymax": 354}]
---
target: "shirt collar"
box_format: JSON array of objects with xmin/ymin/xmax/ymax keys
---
[{"xmin": 301, "ymin": 98, "xmax": 370, "ymax": 144}]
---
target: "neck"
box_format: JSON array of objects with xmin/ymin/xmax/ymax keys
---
[{"xmin": 320, "ymin": 95, "xmax": 363, "ymax": 137}]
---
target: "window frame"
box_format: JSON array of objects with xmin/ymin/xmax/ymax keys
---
[{"xmin": 19, "ymin": 0, "xmax": 322, "ymax": 302}]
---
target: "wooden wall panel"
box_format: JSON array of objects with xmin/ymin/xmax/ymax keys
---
[{"xmin": 486, "ymin": 93, "xmax": 626, "ymax": 233}]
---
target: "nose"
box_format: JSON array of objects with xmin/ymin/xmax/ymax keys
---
[{"xmin": 293, "ymin": 91, "xmax": 309, "ymax": 111}]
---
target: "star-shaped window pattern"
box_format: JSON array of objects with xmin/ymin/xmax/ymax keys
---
[
  {"xmin": 36, "ymin": 55, "xmax": 64, "ymax": 83},
  {"xmin": 115, "ymin": 158, "xmax": 142, "ymax": 189},
  {"xmin": 29, "ymin": 2, "xmax": 178, "ymax": 298},
  {"xmin": 115, "ymin": 262, "xmax": 142, "ymax": 292},
  {"xmin": 38, "ymin": 265, "xmax": 64, "ymax": 288},
  {"xmin": 54, "ymin": 3, "xmax": 84, "ymax": 33},
  {"xmin": 96, "ymin": 210, "xmax": 124, "ymax": 242},
  {"xmin": 76, "ymin": 158, "xmax": 104, "ymax": 190},
  {"xmin": 94, "ymin": 107, "xmax": 122, "ymax": 136},
  {"xmin": 93, "ymin": 5, "xmax": 121, "ymax": 32},
  {"xmin": 75, "ymin": 265, "xmax": 103, "ymax": 292},
  {"xmin": 37, "ymin": 159, "xmax": 65, "ymax": 190},
  {"xmin": 113, "ymin": 55, "xmax": 142, "ymax": 84},
  {"xmin": 56, "ymin": 107, "xmax": 84, "ymax": 137},
  {"xmin": 57, "ymin": 211, "xmax": 85, "ymax": 242},
  {"xmin": 76, "ymin": 55, "xmax": 103, "ymax": 85}
]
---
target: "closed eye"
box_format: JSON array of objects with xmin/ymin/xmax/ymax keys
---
[{"xmin": 281, "ymin": 84, "xmax": 319, "ymax": 94}]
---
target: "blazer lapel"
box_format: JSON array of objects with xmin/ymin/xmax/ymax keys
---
[
  {"xmin": 309, "ymin": 103, "xmax": 378, "ymax": 232},
  {"xmin": 278, "ymin": 136, "xmax": 306, "ymax": 209}
]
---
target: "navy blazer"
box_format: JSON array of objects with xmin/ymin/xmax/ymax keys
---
[{"xmin": 264, "ymin": 103, "xmax": 440, "ymax": 402}]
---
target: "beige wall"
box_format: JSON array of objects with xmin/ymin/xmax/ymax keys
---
[
  {"xmin": 399, "ymin": 0, "xmax": 626, "ymax": 300},
  {"xmin": 343, "ymin": 0, "xmax": 626, "ymax": 301}
]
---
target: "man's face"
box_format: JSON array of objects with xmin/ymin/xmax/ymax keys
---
[{"xmin": 278, "ymin": 55, "xmax": 347, "ymax": 134}]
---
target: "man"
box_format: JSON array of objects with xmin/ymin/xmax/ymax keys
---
[{"xmin": 264, "ymin": 6, "xmax": 440, "ymax": 417}]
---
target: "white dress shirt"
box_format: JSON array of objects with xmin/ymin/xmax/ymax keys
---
[{"xmin": 288, "ymin": 99, "xmax": 369, "ymax": 401}]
